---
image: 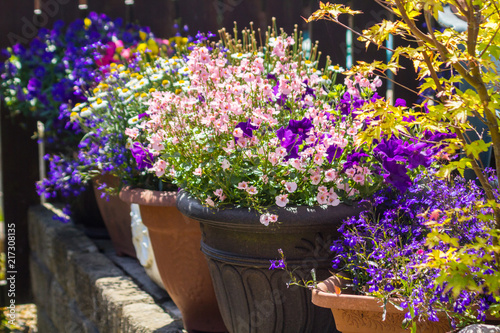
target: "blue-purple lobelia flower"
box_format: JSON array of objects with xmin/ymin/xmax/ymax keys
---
[
  {"xmin": 131, "ymin": 142, "xmax": 154, "ymax": 169},
  {"xmin": 330, "ymin": 171, "xmax": 497, "ymax": 328}
]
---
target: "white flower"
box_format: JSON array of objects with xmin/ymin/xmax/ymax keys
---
[
  {"xmin": 149, "ymin": 73, "xmax": 163, "ymax": 82},
  {"xmin": 80, "ymin": 108, "xmax": 92, "ymax": 118},
  {"xmin": 173, "ymin": 79, "xmax": 189, "ymax": 88},
  {"xmin": 90, "ymin": 99, "xmax": 108, "ymax": 110},
  {"xmin": 179, "ymin": 66, "xmax": 191, "ymax": 75},
  {"xmin": 118, "ymin": 88, "xmax": 133, "ymax": 99},
  {"xmin": 328, "ymin": 65, "xmax": 345, "ymax": 73},
  {"xmin": 128, "ymin": 116, "xmax": 140, "ymax": 125},
  {"xmin": 71, "ymin": 103, "xmax": 87, "ymax": 112}
]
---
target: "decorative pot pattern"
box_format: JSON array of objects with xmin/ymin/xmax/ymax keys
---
[
  {"xmin": 92, "ymin": 174, "xmax": 136, "ymax": 257},
  {"xmin": 130, "ymin": 203, "xmax": 165, "ymax": 290},
  {"xmin": 177, "ymin": 190, "xmax": 367, "ymax": 333},
  {"xmin": 312, "ymin": 276, "xmax": 450, "ymax": 333},
  {"xmin": 120, "ymin": 187, "xmax": 226, "ymax": 333}
]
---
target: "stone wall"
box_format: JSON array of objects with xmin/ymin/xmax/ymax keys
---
[{"xmin": 28, "ymin": 204, "xmax": 185, "ymax": 333}]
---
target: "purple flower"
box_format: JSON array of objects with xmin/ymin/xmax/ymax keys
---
[
  {"xmin": 382, "ymin": 159, "xmax": 413, "ymax": 193},
  {"xmin": 131, "ymin": 142, "xmax": 154, "ymax": 169},
  {"xmin": 276, "ymin": 118, "xmax": 314, "ymax": 159},
  {"xmin": 27, "ymin": 78, "xmax": 41, "ymax": 93},
  {"xmin": 235, "ymin": 119, "xmax": 258, "ymax": 140},
  {"xmin": 269, "ymin": 259, "xmax": 285, "ymax": 270},
  {"xmin": 394, "ymin": 98, "xmax": 407, "ymax": 107},
  {"xmin": 287, "ymin": 118, "xmax": 313, "ymax": 140},
  {"xmin": 326, "ymin": 144, "xmax": 343, "ymax": 163}
]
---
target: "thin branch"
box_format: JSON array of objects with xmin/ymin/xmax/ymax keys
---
[
  {"xmin": 326, "ymin": 18, "xmax": 397, "ymax": 53},
  {"xmin": 375, "ymin": 70, "xmax": 440, "ymax": 104},
  {"xmin": 478, "ymin": 1, "xmax": 500, "ymax": 59}
]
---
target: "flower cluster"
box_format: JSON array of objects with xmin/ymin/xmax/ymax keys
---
[
  {"xmin": 329, "ymin": 171, "xmax": 497, "ymax": 328},
  {"xmin": 0, "ymin": 12, "xmax": 155, "ymax": 148},
  {"xmin": 72, "ymin": 50, "xmax": 189, "ymax": 194},
  {"xmin": 132, "ymin": 27, "xmax": 445, "ymax": 224}
]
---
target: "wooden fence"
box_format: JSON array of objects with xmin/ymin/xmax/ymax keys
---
[{"xmin": 0, "ymin": 0, "xmax": 417, "ymax": 304}]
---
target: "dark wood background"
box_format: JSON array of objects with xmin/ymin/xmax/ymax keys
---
[{"xmin": 0, "ymin": 0, "xmax": 417, "ymax": 304}]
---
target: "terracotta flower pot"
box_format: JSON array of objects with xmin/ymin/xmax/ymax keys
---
[
  {"xmin": 312, "ymin": 276, "xmax": 450, "ymax": 333},
  {"xmin": 92, "ymin": 174, "xmax": 136, "ymax": 258},
  {"xmin": 119, "ymin": 187, "xmax": 227, "ymax": 333},
  {"xmin": 176, "ymin": 190, "xmax": 367, "ymax": 333}
]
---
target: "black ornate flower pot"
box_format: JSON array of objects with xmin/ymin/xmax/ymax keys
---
[{"xmin": 176, "ymin": 190, "xmax": 366, "ymax": 333}]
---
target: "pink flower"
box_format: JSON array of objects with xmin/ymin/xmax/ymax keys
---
[
  {"xmin": 193, "ymin": 167, "xmax": 202, "ymax": 176},
  {"xmin": 125, "ymin": 128, "xmax": 139, "ymax": 139},
  {"xmin": 214, "ymin": 189, "xmax": 224, "ymax": 198},
  {"xmin": 327, "ymin": 194, "xmax": 340, "ymax": 206},
  {"xmin": 346, "ymin": 168, "xmax": 356, "ymax": 178},
  {"xmin": 310, "ymin": 174, "xmax": 321, "ymax": 185},
  {"xmin": 247, "ymin": 186, "xmax": 258, "ymax": 195},
  {"xmin": 313, "ymin": 153, "xmax": 324, "ymax": 165},
  {"xmin": 261, "ymin": 175, "xmax": 269, "ymax": 184},
  {"xmin": 233, "ymin": 128, "xmax": 244, "ymax": 138},
  {"xmin": 318, "ymin": 186, "xmax": 328, "ymax": 193},
  {"xmin": 275, "ymin": 194, "xmax": 289, "ymax": 207},
  {"xmin": 153, "ymin": 159, "xmax": 167, "ymax": 177},
  {"xmin": 268, "ymin": 214, "xmax": 278, "ymax": 223},
  {"xmin": 268, "ymin": 152, "xmax": 279, "ymax": 166},
  {"xmin": 205, "ymin": 197, "xmax": 215, "ymax": 207},
  {"xmin": 260, "ymin": 214, "xmax": 270, "ymax": 226},
  {"xmin": 237, "ymin": 181, "xmax": 249, "ymax": 190},
  {"xmin": 221, "ymin": 159, "xmax": 230, "ymax": 170},
  {"xmin": 324, "ymin": 169, "xmax": 337, "ymax": 182},
  {"xmin": 353, "ymin": 174, "xmax": 365, "ymax": 184},
  {"xmin": 316, "ymin": 192, "xmax": 328, "ymax": 205},
  {"xmin": 285, "ymin": 182, "xmax": 297, "ymax": 193}
]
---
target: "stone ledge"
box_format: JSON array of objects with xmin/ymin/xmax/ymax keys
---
[{"xmin": 29, "ymin": 204, "xmax": 185, "ymax": 333}]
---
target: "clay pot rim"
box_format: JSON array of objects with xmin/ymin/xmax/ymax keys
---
[
  {"xmin": 312, "ymin": 276, "xmax": 405, "ymax": 313},
  {"xmin": 176, "ymin": 189, "xmax": 368, "ymax": 228},
  {"xmin": 119, "ymin": 186, "xmax": 177, "ymax": 207}
]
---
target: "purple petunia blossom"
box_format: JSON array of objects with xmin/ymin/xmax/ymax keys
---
[
  {"xmin": 235, "ymin": 119, "xmax": 259, "ymax": 139},
  {"xmin": 131, "ymin": 142, "xmax": 154, "ymax": 169}
]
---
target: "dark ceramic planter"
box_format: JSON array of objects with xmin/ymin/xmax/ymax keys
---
[
  {"xmin": 92, "ymin": 174, "xmax": 136, "ymax": 258},
  {"xmin": 120, "ymin": 187, "xmax": 227, "ymax": 333},
  {"xmin": 176, "ymin": 190, "xmax": 367, "ymax": 333}
]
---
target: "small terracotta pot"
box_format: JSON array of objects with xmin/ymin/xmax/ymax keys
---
[
  {"xmin": 92, "ymin": 174, "xmax": 136, "ymax": 258},
  {"xmin": 119, "ymin": 187, "xmax": 227, "ymax": 333},
  {"xmin": 312, "ymin": 276, "xmax": 450, "ymax": 333}
]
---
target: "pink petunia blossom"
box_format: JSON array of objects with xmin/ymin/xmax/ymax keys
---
[
  {"xmin": 285, "ymin": 182, "xmax": 297, "ymax": 193},
  {"xmin": 316, "ymin": 192, "xmax": 328, "ymax": 205},
  {"xmin": 247, "ymin": 186, "xmax": 258, "ymax": 195},
  {"xmin": 221, "ymin": 159, "xmax": 231, "ymax": 170},
  {"xmin": 205, "ymin": 197, "xmax": 215, "ymax": 207},
  {"xmin": 275, "ymin": 194, "xmax": 289, "ymax": 207},
  {"xmin": 237, "ymin": 181, "xmax": 249, "ymax": 190}
]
